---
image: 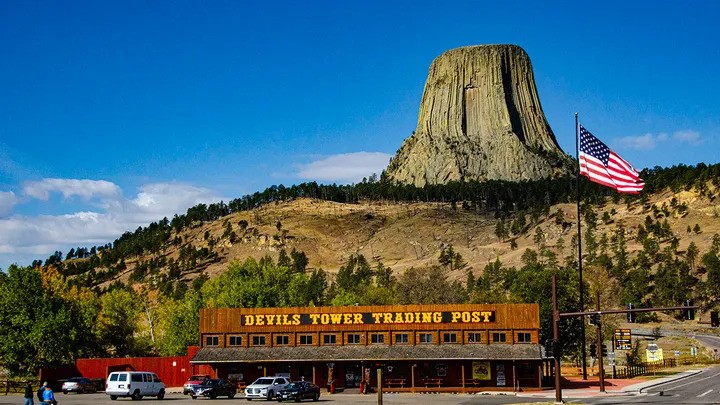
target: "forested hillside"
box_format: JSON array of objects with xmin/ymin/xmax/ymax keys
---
[{"xmin": 0, "ymin": 163, "xmax": 718, "ymax": 376}]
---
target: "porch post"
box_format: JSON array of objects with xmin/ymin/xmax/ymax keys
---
[
  {"xmin": 263, "ymin": 366, "xmax": 267, "ymax": 377},
  {"xmin": 461, "ymin": 364, "xmax": 466, "ymax": 393},
  {"xmin": 312, "ymin": 366, "xmax": 316, "ymax": 385},
  {"xmin": 411, "ymin": 364, "xmax": 416, "ymax": 393}
]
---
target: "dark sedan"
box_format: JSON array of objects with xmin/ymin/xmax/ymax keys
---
[
  {"xmin": 276, "ymin": 381, "xmax": 320, "ymax": 402},
  {"xmin": 190, "ymin": 378, "xmax": 237, "ymax": 399}
]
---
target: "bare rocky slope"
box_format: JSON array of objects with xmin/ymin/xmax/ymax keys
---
[{"xmin": 385, "ymin": 44, "xmax": 571, "ymax": 186}]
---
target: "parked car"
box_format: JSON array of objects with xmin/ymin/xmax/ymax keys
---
[
  {"xmin": 276, "ymin": 381, "xmax": 320, "ymax": 402},
  {"xmin": 190, "ymin": 378, "xmax": 236, "ymax": 399},
  {"xmin": 105, "ymin": 371, "xmax": 166, "ymax": 400},
  {"xmin": 244, "ymin": 377, "xmax": 290, "ymax": 401},
  {"xmin": 183, "ymin": 375, "xmax": 211, "ymax": 395},
  {"xmin": 61, "ymin": 377, "xmax": 96, "ymax": 394}
]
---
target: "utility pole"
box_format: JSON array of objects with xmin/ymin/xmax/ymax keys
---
[
  {"xmin": 552, "ymin": 276, "xmax": 562, "ymax": 403},
  {"xmin": 595, "ymin": 292, "xmax": 605, "ymax": 393}
]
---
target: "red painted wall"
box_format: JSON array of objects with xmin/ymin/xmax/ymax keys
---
[{"xmin": 73, "ymin": 348, "xmax": 199, "ymax": 388}]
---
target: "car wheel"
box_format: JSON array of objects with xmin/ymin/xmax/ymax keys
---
[
  {"xmin": 294, "ymin": 397, "xmax": 300, "ymax": 403},
  {"xmin": 313, "ymin": 393, "xmax": 319, "ymax": 402},
  {"xmin": 191, "ymin": 396, "xmax": 197, "ymax": 400},
  {"xmin": 62, "ymin": 391, "xmax": 67, "ymax": 395},
  {"xmin": 210, "ymin": 393, "xmax": 217, "ymax": 399},
  {"xmin": 110, "ymin": 395, "xmax": 118, "ymax": 401},
  {"xmin": 266, "ymin": 391, "xmax": 273, "ymax": 401},
  {"xmin": 247, "ymin": 399, "xmax": 253, "ymax": 401},
  {"xmin": 158, "ymin": 389, "xmax": 165, "ymax": 400},
  {"xmin": 131, "ymin": 390, "xmax": 142, "ymax": 401},
  {"xmin": 79, "ymin": 387, "xmax": 85, "ymax": 394},
  {"xmin": 277, "ymin": 399, "xmax": 283, "ymax": 403},
  {"xmin": 229, "ymin": 392, "xmax": 235, "ymax": 399}
]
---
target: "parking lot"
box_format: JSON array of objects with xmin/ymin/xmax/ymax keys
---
[{"xmin": 0, "ymin": 392, "xmax": 550, "ymax": 405}]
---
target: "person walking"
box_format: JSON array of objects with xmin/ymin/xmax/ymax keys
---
[
  {"xmin": 23, "ymin": 381, "xmax": 34, "ymax": 405},
  {"xmin": 42, "ymin": 382, "xmax": 56, "ymax": 405},
  {"xmin": 36, "ymin": 382, "xmax": 45, "ymax": 403}
]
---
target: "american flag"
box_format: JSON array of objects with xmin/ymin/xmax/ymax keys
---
[{"xmin": 579, "ymin": 125, "xmax": 644, "ymax": 194}]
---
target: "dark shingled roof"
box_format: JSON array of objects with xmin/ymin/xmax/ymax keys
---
[{"xmin": 191, "ymin": 344, "xmax": 543, "ymax": 363}]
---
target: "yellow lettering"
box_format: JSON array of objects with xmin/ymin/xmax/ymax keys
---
[
  {"xmin": 371, "ymin": 313, "xmax": 383, "ymax": 323},
  {"xmin": 404, "ymin": 313, "xmax": 415, "ymax": 323},
  {"xmin": 414, "ymin": 312, "xmax": 421, "ymax": 323},
  {"xmin": 309, "ymin": 314, "xmax": 321, "ymax": 325},
  {"xmin": 383, "ymin": 313, "xmax": 393, "ymax": 323},
  {"xmin": 320, "ymin": 314, "xmax": 330, "ymax": 324},
  {"xmin": 480, "ymin": 311, "xmax": 492, "ymax": 322},
  {"xmin": 292, "ymin": 314, "xmax": 301, "ymax": 325},
  {"xmin": 354, "ymin": 313, "xmax": 363, "ymax": 324},
  {"xmin": 330, "ymin": 314, "xmax": 342, "ymax": 324},
  {"xmin": 244, "ymin": 315, "xmax": 254, "ymax": 326},
  {"xmin": 451, "ymin": 312, "xmax": 461, "ymax": 323},
  {"xmin": 471, "ymin": 312, "xmax": 480, "ymax": 322},
  {"xmin": 422, "ymin": 312, "xmax": 432, "ymax": 323},
  {"xmin": 432, "ymin": 312, "xmax": 442, "ymax": 323},
  {"xmin": 266, "ymin": 315, "xmax": 275, "ymax": 326},
  {"xmin": 394, "ymin": 313, "xmax": 405, "ymax": 323},
  {"xmin": 256, "ymin": 315, "xmax": 265, "ymax": 326},
  {"xmin": 343, "ymin": 314, "xmax": 353, "ymax": 324},
  {"xmin": 461, "ymin": 312, "xmax": 471, "ymax": 322}
]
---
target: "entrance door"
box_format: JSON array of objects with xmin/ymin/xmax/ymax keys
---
[{"xmin": 344, "ymin": 365, "xmax": 361, "ymax": 388}]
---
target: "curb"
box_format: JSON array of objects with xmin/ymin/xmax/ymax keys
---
[{"xmin": 623, "ymin": 369, "xmax": 705, "ymax": 393}]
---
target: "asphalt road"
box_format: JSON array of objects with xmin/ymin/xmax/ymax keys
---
[
  {"xmin": 588, "ymin": 365, "xmax": 720, "ymax": 405},
  {"xmin": 0, "ymin": 391, "xmax": 555, "ymax": 405}
]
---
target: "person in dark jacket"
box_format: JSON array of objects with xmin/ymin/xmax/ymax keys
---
[
  {"xmin": 24, "ymin": 381, "xmax": 34, "ymax": 405},
  {"xmin": 36, "ymin": 382, "xmax": 46, "ymax": 402}
]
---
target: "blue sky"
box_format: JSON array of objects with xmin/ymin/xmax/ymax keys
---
[{"xmin": 1, "ymin": 0, "xmax": 718, "ymax": 269}]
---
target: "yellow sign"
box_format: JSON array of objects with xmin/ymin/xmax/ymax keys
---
[
  {"xmin": 241, "ymin": 311, "xmax": 496, "ymax": 326},
  {"xmin": 646, "ymin": 348, "xmax": 664, "ymax": 362},
  {"xmin": 472, "ymin": 361, "xmax": 491, "ymax": 380}
]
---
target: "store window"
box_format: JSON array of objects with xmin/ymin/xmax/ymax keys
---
[
  {"xmin": 347, "ymin": 334, "xmax": 361, "ymax": 344},
  {"xmin": 299, "ymin": 335, "xmax": 314, "ymax": 345},
  {"xmin": 492, "ymin": 332, "xmax": 507, "ymax": 343},
  {"xmin": 323, "ymin": 334, "xmax": 337, "ymax": 345},
  {"xmin": 205, "ymin": 336, "xmax": 219, "ymax": 346},
  {"xmin": 467, "ymin": 332, "xmax": 482, "ymax": 343},
  {"xmin": 442, "ymin": 332, "xmax": 458, "ymax": 343},
  {"xmin": 251, "ymin": 335, "xmax": 266, "ymax": 346},
  {"xmin": 395, "ymin": 333, "xmax": 409, "ymax": 344},
  {"xmin": 370, "ymin": 333, "xmax": 385, "ymax": 344},
  {"xmin": 419, "ymin": 333, "xmax": 433, "ymax": 344},
  {"xmin": 517, "ymin": 332, "xmax": 532, "ymax": 343},
  {"xmin": 275, "ymin": 335, "xmax": 289, "ymax": 345},
  {"xmin": 228, "ymin": 336, "xmax": 242, "ymax": 346}
]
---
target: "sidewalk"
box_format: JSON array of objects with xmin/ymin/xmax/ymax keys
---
[{"xmin": 515, "ymin": 370, "xmax": 703, "ymax": 399}]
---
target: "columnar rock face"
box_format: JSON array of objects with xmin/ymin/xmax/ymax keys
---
[{"xmin": 384, "ymin": 45, "xmax": 570, "ymax": 186}]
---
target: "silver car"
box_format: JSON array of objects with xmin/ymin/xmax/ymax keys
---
[{"xmin": 244, "ymin": 377, "xmax": 290, "ymax": 401}]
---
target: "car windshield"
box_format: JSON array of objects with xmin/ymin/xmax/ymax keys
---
[
  {"xmin": 68, "ymin": 378, "xmax": 84, "ymax": 382},
  {"xmin": 253, "ymin": 378, "xmax": 274, "ymax": 385},
  {"xmin": 190, "ymin": 375, "xmax": 208, "ymax": 380},
  {"xmin": 286, "ymin": 383, "xmax": 301, "ymax": 389}
]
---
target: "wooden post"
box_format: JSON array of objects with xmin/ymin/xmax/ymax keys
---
[
  {"xmin": 312, "ymin": 366, "xmax": 316, "ymax": 385},
  {"xmin": 411, "ymin": 364, "xmax": 416, "ymax": 393},
  {"xmin": 377, "ymin": 368, "xmax": 382, "ymax": 405},
  {"xmin": 461, "ymin": 364, "xmax": 466, "ymax": 393},
  {"xmin": 512, "ymin": 361, "xmax": 517, "ymax": 392},
  {"xmin": 263, "ymin": 366, "xmax": 267, "ymax": 377}
]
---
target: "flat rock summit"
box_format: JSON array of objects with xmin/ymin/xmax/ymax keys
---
[{"xmin": 384, "ymin": 44, "xmax": 571, "ymax": 186}]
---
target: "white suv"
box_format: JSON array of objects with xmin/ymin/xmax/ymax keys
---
[
  {"xmin": 244, "ymin": 377, "xmax": 290, "ymax": 401},
  {"xmin": 105, "ymin": 371, "xmax": 166, "ymax": 400}
]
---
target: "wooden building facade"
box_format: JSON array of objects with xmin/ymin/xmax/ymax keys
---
[{"xmin": 190, "ymin": 303, "xmax": 547, "ymax": 392}]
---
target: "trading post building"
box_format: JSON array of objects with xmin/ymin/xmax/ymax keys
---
[{"xmin": 190, "ymin": 304, "xmax": 549, "ymax": 392}]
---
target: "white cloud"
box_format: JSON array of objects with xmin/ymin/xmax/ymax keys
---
[
  {"xmin": 23, "ymin": 178, "xmax": 121, "ymax": 200},
  {"xmin": 0, "ymin": 180, "xmax": 224, "ymax": 264},
  {"xmin": 296, "ymin": 152, "xmax": 392, "ymax": 182},
  {"xmin": 616, "ymin": 129, "xmax": 701, "ymax": 150},
  {"xmin": 0, "ymin": 191, "xmax": 19, "ymax": 216},
  {"xmin": 673, "ymin": 130, "xmax": 701, "ymax": 144}
]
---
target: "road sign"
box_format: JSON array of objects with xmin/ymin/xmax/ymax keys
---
[
  {"xmin": 614, "ymin": 328, "xmax": 632, "ymax": 350},
  {"xmin": 608, "ymin": 352, "xmax": 616, "ymax": 366},
  {"xmin": 674, "ymin": 350, "xmax": 680, "ymax": 357},
  {"xmin": 691, "ymin": 346, "xmax": 698, "ymax": 356}
]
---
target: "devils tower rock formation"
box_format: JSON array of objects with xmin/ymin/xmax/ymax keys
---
[{"xmin": 384, "ymin": 45, "xmax": 570, "ymax": 186}]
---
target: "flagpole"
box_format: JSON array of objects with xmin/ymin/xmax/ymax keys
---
[{"xmin": 576, "ymin": 112, "xmax": 588, "ymax": 380}]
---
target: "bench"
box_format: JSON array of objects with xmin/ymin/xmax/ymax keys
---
[
  {"xmin": 422, "ymin": 378, "xmax": 443, "ymax": 387},
  {"xmin": 385, "ymin": 378, "xmax": 406, "ymax": 388},
  {"xmin": 462, "ymin": 379, "xmax": 483, "ymax": 387}
]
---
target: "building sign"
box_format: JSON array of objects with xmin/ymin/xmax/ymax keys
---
[
  {"xmin": 614, "ymin": 328, "xmax": 631, "ymax": 350},
  {"xmin": 241, "ymin": 311, "xmax": 496, "ymax": 326},
  {"xmin": 472, "ymin": 361, "xmax": 491, "ymax": 380}
]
